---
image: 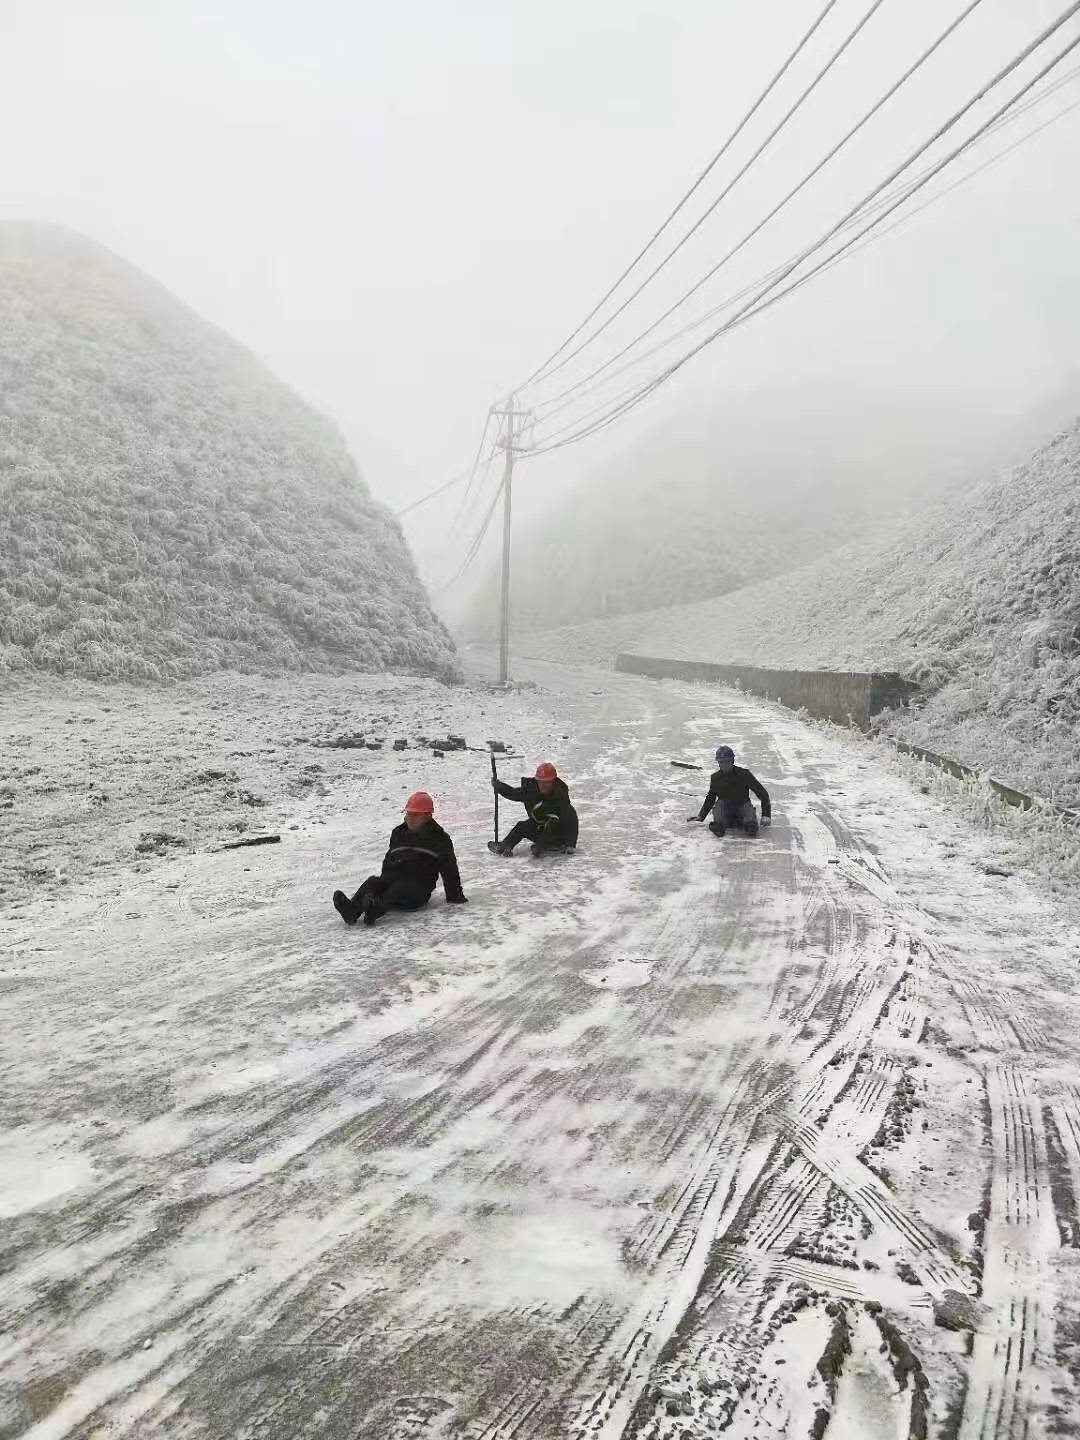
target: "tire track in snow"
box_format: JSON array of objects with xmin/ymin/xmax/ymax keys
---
[
  {"xmin": 959, "ymin": 1066, "xmax": 1057, "ymax": 1440},
  {"xmin": 535, "ymin": 807, "xmax": 927, "ymax": 1438},
  {"xmin": 1048, "ymin": 1082, "xmax": 1080, "ymax": 1245},
  {"xmin": 741, "ymin": 931, "xmax": 925, "ymax": 1257},
  {"xmin": 780, "ymin": 1115, "xmax": 971, "ymax": 1294},
  {"xmin": 426, "ymin": 729, "xmax": 949, "ymax": 1438},
  {"xmin": 710, "ymin": 1244, "xmax": 934, "ymax": 1313}
]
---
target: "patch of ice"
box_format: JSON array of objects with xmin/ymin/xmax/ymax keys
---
[
  {"xmin": 117, "ymin": 1115, "xmax": 196, "ymax": 1159},
  {"xmin": 581, "ymin": 958, "xmax": 652, "ymax": 989},
  {"xmin": 0, "ymin": 1125, "xmax": 94, "ymax": 1216}
]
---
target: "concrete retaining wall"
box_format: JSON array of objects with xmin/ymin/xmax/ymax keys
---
[
  {"xmin": 614, "ymin": 652, "xmax": 919, "ymax": 731},
  {"xmin": 611, "ymin": 652, "xmax": 1077, "ymax": 824}
]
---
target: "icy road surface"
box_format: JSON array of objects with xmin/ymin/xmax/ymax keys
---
[{"xmin": 2, "ymin": 661, "xmax": 1079, "ymax": 1439}]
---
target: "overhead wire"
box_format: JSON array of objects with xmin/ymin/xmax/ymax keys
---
[
  {"xmin": 529, "ymin": 35, "xmax": 1080, "ymax": 455},
  {"xmin": 529, "ymin": 55, "xmax": 1080, "ymax": 435},
  {"xmin": 845, "ymin": 87, "xmax": 1080, "ymax": 253},
  {"xmin": 439, "ymin": 4, "xmax": 1080, "ymax": 594},
  {"xmin": 435, "ymin": 467, "xmax": 508, "ymax": 592},
  {"xmin": 449, "ymin": 444, "xmax": 498, "ymax": 535},
  {"xmin": 450, "ymin": 409, "xmax": 497, "ymax": 531},
  {"xmin": 527, "ymin": 10, "xmax": 1080, "ymax": 456},
  {"xmin": 526, "ymin": 0, "xmax": 988, "ymax": 421},
  {"xmin": 511, "ymin": 0, "xmax": 842, "ymax": 394},
  {"xmin": 395, "ymin": 462, "xmax": 478, "ymax": 521},
  {"xmin": 777, "ymin": 73, "xmax": 1080, "ymax": 304},
  {"xmin": 394, "ymin": 409, "xmax": 494, "ymax": 520},
  {"xmin": 519, "ymin": 0, "xmax": 893, "ymax": 395}
]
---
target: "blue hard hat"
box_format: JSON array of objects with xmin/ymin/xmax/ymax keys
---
[{"xmin": 715, "ymin": 745, "xmax": 735, "ymax": 765}]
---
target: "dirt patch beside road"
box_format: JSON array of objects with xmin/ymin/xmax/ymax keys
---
[{"xmin": 0, "ymin": 671, "xmax": 550, "ymax": 908}]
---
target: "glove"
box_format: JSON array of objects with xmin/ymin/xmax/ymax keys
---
[
  {"xmin": 761, "ymin": 815, "xmax": 772, "ymax": 828},
  {"xmin": 448, "ymin": 894, "xmax": 469, "ymax": 904}
]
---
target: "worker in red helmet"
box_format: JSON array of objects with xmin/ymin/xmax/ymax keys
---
[
  {"xmin": 332, "ymin": 791, "xmax": 467, "ymax": 926},
  {"xmin": 489, "ymin": 761, "xmax": 579, "ymax": 857}
]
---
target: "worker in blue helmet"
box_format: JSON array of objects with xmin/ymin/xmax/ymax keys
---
[{"xmin": 687, "ymin": 745, "xmax": 772, "ymax": 837}]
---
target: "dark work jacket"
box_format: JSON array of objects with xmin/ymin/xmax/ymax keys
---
[
  {"xmin": 696, "ymin": 766, "xmax": 771, "ymax": 821},
  {"xmin": 381, "ymin": 819, "xmax": 466, "ymax": 901},
  {"xmin": 495, "ymin": 776, "xmax": 579, "ymax": 848}
]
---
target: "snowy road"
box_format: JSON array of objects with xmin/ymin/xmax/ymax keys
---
[{"xmin": 3, "ymin": 662, "xmax": 1079, "ymax": 1438}]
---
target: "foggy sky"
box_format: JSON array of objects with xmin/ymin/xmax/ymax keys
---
[{"xmin": 3, "ymin": 0, "xmax": 1079, "ymax": 616}]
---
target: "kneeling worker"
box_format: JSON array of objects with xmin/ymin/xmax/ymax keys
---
[
  {"xmin": 489, "ymin": 761, "xmax": 579, "ymax": 856},
  {"xmin": 688, "ymin": 745, "xmax": 772, "ymax": 837},
  {"xmin": 333, "ymin": 791, "xmax": 468, "ymax": 926}
]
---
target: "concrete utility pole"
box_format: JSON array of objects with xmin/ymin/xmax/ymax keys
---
[{"xmin": 495, "ymin": 396, "xmax": 516, "ymax": 687}]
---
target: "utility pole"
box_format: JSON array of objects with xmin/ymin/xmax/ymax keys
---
[{"xmin": 496, "ymin": 395, "xmax": 515, "ymax": 686}]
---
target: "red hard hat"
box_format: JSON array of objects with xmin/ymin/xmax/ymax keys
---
[
  {"xmin": 535, "ymin": 762, "xmax": 558, "ymax": 782},
  {"xmin": 404, "ymin": 791, "xmax": 434, "ymax": 815}
]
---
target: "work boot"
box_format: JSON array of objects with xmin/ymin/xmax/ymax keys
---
[
  {"xmin": 708, "ymin": 821, "xmax": 726, "ymax": 837},
  {"xmin": 743, "ymin": 819, "xmax": 759, "ymax": 837},
  {"xmin": 487, "ymin": 841, "xmax": 513, "ymax": 857},
  {"xmin": 332, "ymin": 890, "xmax": 357, "ymax": 926}
]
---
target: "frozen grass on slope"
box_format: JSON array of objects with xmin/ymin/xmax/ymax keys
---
[
  {"xmin": 515, "ymin": 421, "xmax": 1080, "ymax": 807},
  {"xmin": 0, "ymin": 223, "xmax": 458, "ymax": 683},
  {"xmin": 462, "ymin": 385, "xmax": 1039, "ymax": 640}
]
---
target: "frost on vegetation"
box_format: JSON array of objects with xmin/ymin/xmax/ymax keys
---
[
  {"xmin": 464, "ymin": 385, "xmax": 1017, "ymax": 639},
  {"xmin": 882, "ymin": 744, "xmax": 1080, "ymax": 894},
  {"xmin": 519, "ymin": 421, "xmax": 1080, "ymax": 809},
  {"xmin": 0, "ymin": 224, "xmax": 459, "ymax": 684}
]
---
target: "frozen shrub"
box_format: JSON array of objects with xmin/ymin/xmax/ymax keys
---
[
  {"xmin": 516, "ymin": 420, "xmax": 1080, "ymax": 807},
  {"xmin": 0, "ymin": 223, "xmax": 459, "ymax": 685}
]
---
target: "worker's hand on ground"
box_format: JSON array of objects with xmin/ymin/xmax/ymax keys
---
[{"xmin": 761, "ymin": 815, "xmax": 772, "ymax": 828}]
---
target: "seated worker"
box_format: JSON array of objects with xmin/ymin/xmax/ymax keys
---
[
  {"xmin": 489, "ymin": 761, "xmax": 579, "ymax": 857},
  {"xmin": 332, "ymin": 791, "xmax": 468, "ymax": 926},
  {"xmin": 688, "ymin": 745, "xmax": 772, "ymax": 837}
]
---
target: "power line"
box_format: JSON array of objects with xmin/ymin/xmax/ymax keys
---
[
  {"xmin": 394, "ymin": 410, "xmax": 494, "ymax": 520},
  {"xmin": 527, "ymin": 11, "xmax": 1080, "ymax": 457},
  {"xmin": 529, "ymin": 56, "xmax": 1080, "ymax": 436},
  {"xmin": 519, "ymin": 0, "xmax": 892, "ymax": 395},
  {"xmin": 439, "ymin": 4, "xmax": 1080, "ymax": 618},
  {"xmin": 436, "ymin": 404, "xmax": 529, "ymax": 595},
  {"xmin": 527, "ymin": 0, "xmax": 988, "ymax": 421},
  {"xmin": 435, "ymin": 468, "xmax": 508, "ymax": 592},
  {"xmin": 780, "ymin": 74, "xmax": 1080, "ymax": 305},
  {"xmin": 450, "ymin": 409, "xmax": 496, "ymax": 531},
  {"xmin": 849, "ymin": 89, "xmax": 1080, "ymax": 250},
  {"xmin": 509, "ymin": 0, "xmax": 842, "ymax": 394},
  {"xmin": 394, "ymin": 464, "xmax": 475, "ymax": 521},
  {"xmin": 449, "ymin": 444, "xmax": 498, "ymax": 536},
  {"xmin": 528, "ymin": 4, "xmax": 1080, "ymax": 449}
]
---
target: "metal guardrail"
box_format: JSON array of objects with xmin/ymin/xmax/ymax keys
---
[{"xmin": 880, "ymin": 735, "xmax": 1079, "ymax": 825}]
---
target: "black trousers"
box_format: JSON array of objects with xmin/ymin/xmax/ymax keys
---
[
  {"xmin": 501, "ymin": 819, "xmax": 570, "ymax": 852},
  {"xmin": 351, "ymin": 873, "xmax": 431, "ymax": 916}
]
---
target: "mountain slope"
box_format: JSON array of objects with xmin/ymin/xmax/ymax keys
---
[
  {"xmin": 463, "ymin": 385, "xmax": 1047, "ymax": 639},
  {"xmin": 514, "ymin": 419, "xmax": 1080, "ymax": 806},
  {"xmin": 0, "ymin": 224, "xmax": 458, "ymax": 682}
]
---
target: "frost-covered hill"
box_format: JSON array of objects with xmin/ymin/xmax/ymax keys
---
[
  {"xmin": 0, "ymin": 224, "xmax": 458, "ymax": 682},
  {"xmin": 463, "ymin": 385, "xmax": 1048, "ymax": 639},
  {"xmin": 515, "ymin": 420, "xmax": 1080, "ymax": 806}
]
